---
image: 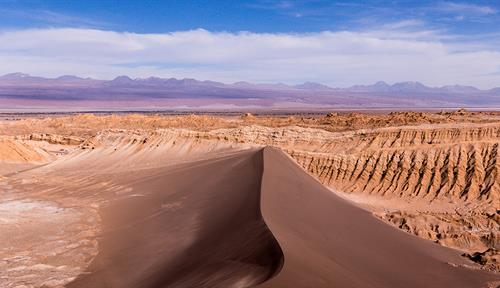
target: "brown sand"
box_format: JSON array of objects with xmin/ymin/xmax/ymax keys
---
[
  {"xmin": 67, "ymin": 150, "xmax": 283, "ymax": 287},
  {"xmin": 35, "ymin": 147, "xmax": 498, "ymax": 287},
  {"xmin": 259, "ymin": 147, "xmax": 497, "ymax": 287},
  {"xmin": 0, "ymin": 112, "xmax": 499, "ymax": 287}
]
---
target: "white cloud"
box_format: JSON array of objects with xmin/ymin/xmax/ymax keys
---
[
  {"xmin": 435, "ymin": 2, "xmax": 497, "ymax": 15},
  {"xmin": 0, "ymin": 27, "xmax": 499, "ymax": 88},
  {"xmin": 381, "ymin": 19, "xmax": 425, "ymax": 30},
  {"xmin": 0, "ymin": 8, "xmax": 109, "ymax": 28}
]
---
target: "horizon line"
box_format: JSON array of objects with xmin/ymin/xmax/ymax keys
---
[{"xmin": 1, "ymin": 72, "xmax": 495, "ymax": 91}]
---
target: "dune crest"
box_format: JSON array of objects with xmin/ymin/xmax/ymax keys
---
[
  {"xmin": 66, "ymin": 149, "xmax": 283, "ymax": 288},
  {"xmin": 1, "ymin": 113, "xmax": 499, "ymax": 286}
]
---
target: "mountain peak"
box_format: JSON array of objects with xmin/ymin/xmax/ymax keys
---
[
  {"xmin": 294, "ymin": 82, "xmax": 332, "ymax": 90},
  {"xmin": 393, "ymin": 81, "xmax": 426, "ymax": 87},
  {"xmin": 112, "ymin": 75, "xmax": 134, "ymax": 82},
  {"xmin": 440, "ymin": 84, "xmax": 480, "ymax": 93},
  {"xmin": 373, "ymin": 81, "xmax": 389, "ymax": 87},
  {"xmin": 1, "ymin": 72, "xmax": 31, "ymax": 79},
  {"xmin": 56, "ymin": 75, "xmax": 85, "ymax": 81}
]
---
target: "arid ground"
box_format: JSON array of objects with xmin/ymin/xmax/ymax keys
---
[{"xmin": 1, "ymin": 110, "xmax": 499, "ymax": 287}]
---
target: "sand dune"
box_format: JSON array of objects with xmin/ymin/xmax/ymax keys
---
[
  {"xmin": 2, "ymin": 122, "xmax": 498, "ymax": 256},
  {"xmin": 259, "ymin": 148, "xmax": 496, "ymax": 287},
  {"xmin": 67, "ymin": 150, "xmax": 283, "ymax": 288},
  {"xmin": 58, "ymin": 148, "xmax": 498, "ymax": 287},
  {"xmin": 1, "ymin": 113, "xmax": 499, "ymax": 287},
  {"xmin": 4, "ymin": 144, "xmax": 497, "ymax": 287}
]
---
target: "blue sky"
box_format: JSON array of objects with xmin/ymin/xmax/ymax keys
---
[
  {"xmin": 2, "ymin": 0, "xmax": 500, "ymax": 34},
  {"xmin": 1, "ymin": 0, "xmax": 500, "ymax": 88}
]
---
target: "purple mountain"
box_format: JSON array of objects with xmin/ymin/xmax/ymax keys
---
[{"xmin": 0, "ymin": 73, "xmax": 498, "ymax": 110}]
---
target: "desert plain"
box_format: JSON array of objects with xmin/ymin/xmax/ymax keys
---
[{"xmin": 0, "ymin": 110, "xmax": 499, "ymax": 287}]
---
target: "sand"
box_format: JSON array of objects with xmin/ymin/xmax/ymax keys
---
[
  {"xmin": 0, "ymin": 112, "xmax": 499, "ymax": 287},
  {"xmin": 67, "ymin": 150, "xmax": 283, "ymax": 287},
  {"xmin": 259, "ymin": 147, "xmax": 496, "ymax": 287}
]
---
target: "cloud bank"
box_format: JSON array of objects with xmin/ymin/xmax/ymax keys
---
[{"xmin": 0, "ymin": 26, "xmax": 499, "ymax": 88}]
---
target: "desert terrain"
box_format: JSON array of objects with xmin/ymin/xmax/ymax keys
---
[{"xmin": 0, "ymin": 110, "xmax": 499, "ymax": 287}]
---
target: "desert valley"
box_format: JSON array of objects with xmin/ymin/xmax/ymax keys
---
[
  {"xmin": 0, "ymin": 111, "xmax": 499, "ymax": 287},
  {"xmin": 2, "ymin": 1, "xmax": 500, "ymax": 287}
]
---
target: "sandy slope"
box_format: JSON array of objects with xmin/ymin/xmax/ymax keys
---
[
  {"xmin": 2, "ymin": 142, "xmax": 498, "ymax": 287},
  {"xmin": 67, "ymin": 150, "xmax": 283, "ymax": 288},
  {"xmin": 1, "ymin": 113, "xmax": 499, "ymax": 286},
  {"xmin": 259, "ymin": 148, "xmax": 497, "ymax": 287}
]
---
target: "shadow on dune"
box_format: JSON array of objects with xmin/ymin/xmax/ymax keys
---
[
  {"xmin": 67, "ymin": 147, "xmax": 498, "ymax": 288},
  {"xmin": 67, "ymin": 149, "xmax": 283, "ymax": 288}
]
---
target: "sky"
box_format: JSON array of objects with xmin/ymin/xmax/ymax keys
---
[{"xmin": 1, "ymin": 0, "xmax": 500, "ymax": 88}]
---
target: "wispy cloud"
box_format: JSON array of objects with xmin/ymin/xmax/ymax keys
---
[
  {"xmin": 246, "ymin": 0, "xmax": 315, "ymax": 19},
  {"xmin": 246, "ymin": 0, "xmax": 340, "ymax": 19},
  {"xmin": 0, "ymin": 26, "xmax": 499, "ymax": 88},
  {"xmin": 246, "ymin": 0, "xmax": 295, "ymax": 11},
  {"xmin": 433, "ymin": 2, "xmax": 497, "ymax": 15},
  {"xmin": 248, "ymin": 1, "xmax": 499, "ymax": 30},
  {"xmin": 0, "ymin": 8, "xmax": 110, "ymax": 28},
  {"xmin": 381, "ymin": 19, "xmax": 426, "ymax": 30}
]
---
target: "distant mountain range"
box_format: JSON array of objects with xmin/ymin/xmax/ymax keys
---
[{"xmin": 0, "ymin": 73, "xmax": 499, "ymax": 110}]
